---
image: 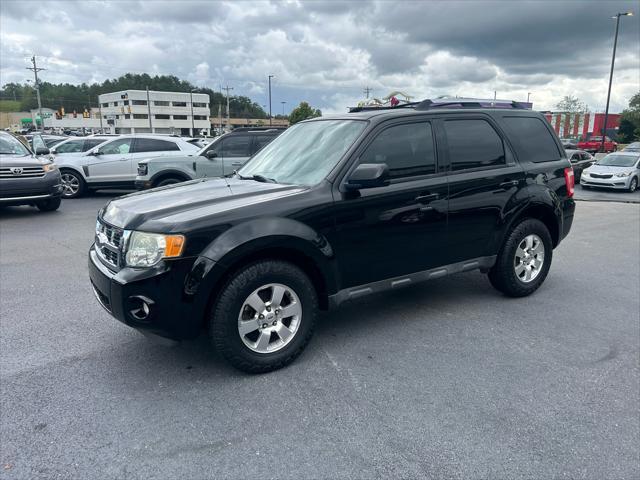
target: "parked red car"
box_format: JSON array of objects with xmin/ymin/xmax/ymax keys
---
[{"xmin": 577, "ymin": 136, "xmax": 617, "ymax": 153}]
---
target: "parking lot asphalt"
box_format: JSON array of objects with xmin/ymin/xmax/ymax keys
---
[
  {"xmin": 574, "ymin": 184, "xmax": 640, "ymax": 203},
  {"xmin": 1, "ymin": 192, "xmax": 639, "ymax": 480}
]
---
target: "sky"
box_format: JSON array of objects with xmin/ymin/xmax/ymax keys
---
[{"xmin": 1, "ymin": 0, "xmax": 639, "ymax": 114}]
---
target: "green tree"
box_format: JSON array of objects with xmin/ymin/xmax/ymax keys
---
[
  {"xmin": 288, "ymin": 101, "xmax": 321, "ymax": 124},
  {"xmin": 617, "ymin": 92, "xmax": 640, "ymax": 143},
  {"xmin": 555, "ymin": 95, "xmax": 589, "ymax": 136}
]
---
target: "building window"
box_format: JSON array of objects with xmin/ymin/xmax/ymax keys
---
[
  {"xmin": 133, "ymin": 114, "xmax": 149, "ymax": 119},
  {"xmin": 193, "ymin": 115, "xmax": 208, "ymax": 120},
  {"xmin": 131, "ymin": 100, "xmax": 147, "ymax": 106},
  {"xmin": 193, "ymin": 102, "xmax": 207, "ymax": 108},
  {"xmin": 173, "ymin": 115, "xmax": 188, "ymax": 120},
  {"xmin": 155, "ymin": 114, "xmax": 170, "ymax": 120},
  {"xmin": 123, "ymin": 100, "xmax": 129, "ymax": 105},
  {"xmin": 124, "ymin": 114, "xmax": 130, "ymax": 119},
  {"xmin": 102, "ymin": 103, "xmax": 108, "ymax": 108},
  {"xmin": 154, "ymin": 101, "xmax": 170, "ymax": 106},
  {"xmin": 172, "ymin": 101, "xmax": 187, "ymax": 107}
]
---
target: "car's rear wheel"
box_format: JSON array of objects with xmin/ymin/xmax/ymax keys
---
[
  {"xmin": 628, "ymin": 177, "xmax": 638, "ymax": 193},
  {"xmin": 155, "ymin": 176, "xmax": 185, "ymax": 188},
  {"xmin": 36, "ymin": 197, "xmax": 61, "ymax": 212},
  {"xmin": 209, "ymin": 260, "xmax": 317, "ymax": 373},
  {"xmin": 60, "ymin": 170, "xmax": 85, "ymax": 198},
  {"xmin": 488, "ymin": 218, "xmax": 553, "ymax": 297}
]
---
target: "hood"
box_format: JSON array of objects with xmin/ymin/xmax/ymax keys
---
[
  {"xmin": 0, "ymin": 154, "xmax": 44, "ymax": 168},
  {"xmin": 101, "ymin": 177, "xmax": 306, "ymax": 231},
  {"xmin": 587, "ymin": 164, "xmax": 636, "ymax": 174},
  {"xmin": 139, "ymin": 154, "xmax": 197, "ymax": 164}
]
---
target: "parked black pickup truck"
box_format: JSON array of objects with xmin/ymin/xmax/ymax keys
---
[
  {"xmin": 0, "ymin": 131, "xmax": 63, "ymax": 211},
  {"xmin": 89, "ymin": 98, "xmax": 575, "ymax": 372}
]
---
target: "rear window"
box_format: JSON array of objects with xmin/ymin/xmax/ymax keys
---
[
  {"xmin": 444, "ymin": 119, "xmax": 505, "ymax": 171},
  {"xmin": 503, "ymin": 116, "xmax": 561, "ymax": 163},
  {"xmin": 133, "ymin": 138, "xmax": 180, "ymax": 153}
]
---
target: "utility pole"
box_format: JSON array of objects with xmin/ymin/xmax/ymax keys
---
[
  {"xmin": 146, "ymin": 86, "xmax": 153, "ymax": 132},
  {"xmin": 601, "ymin": 11, "xmax": 633, "ymax": 153},
  {"xmin": 26, "ymin": 55, "xmax": 45, "ymax": 131},
  {"xmin": 527, "ymin": 92, "xmax": 531, "ymax": 103},
  {"xmin": 98, "ymin": 96, "xmax": 104, "ymax": 133},
  {"xmin": 222, "ymin": 85, "xmax": 233, "ymax": 130},
  {"xmin": 281, "ymin": 101, "xmax": 287, "ymax": 116},
  {"xmin": 363, "ymin": 86, "xmax": 372, "ymax": 99},
  {"xmin": 268, "ymin": 75, "xmax": 274, "ymax": 126}
]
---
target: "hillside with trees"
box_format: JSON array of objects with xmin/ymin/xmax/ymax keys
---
[{"xmin": 0, "ymin": 73, "xmax": 267, "ymax": 119}]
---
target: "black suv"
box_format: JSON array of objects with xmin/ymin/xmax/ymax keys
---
[{"xmin": 89, "ymin": 99, "xmax": 575, "ymax": 373}]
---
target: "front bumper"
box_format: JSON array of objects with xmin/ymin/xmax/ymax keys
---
[
  {"xmin": 0, "ymin": 171, "xmax": 63, "ymax": 204},
  {"xmin": 580, "ymin": 175, "xmax": 633, "ymax": 190},
  {"xmin": 88, "ymin": 246, "xmax": 206, "ymax": 340}
]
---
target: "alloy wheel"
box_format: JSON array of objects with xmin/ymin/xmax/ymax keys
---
[
  {"xmin": 237, "ymin": 283, "xmax": 302, "ymax": 353},
  {"xmin": 60, "ymin": 173, "xmax": 80, "ymax": 197},
  {"xmin": 514, "ymin": 234, "xmax": 545, "ymax": 283}
]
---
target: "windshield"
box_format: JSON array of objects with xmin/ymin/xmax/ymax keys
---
[
  {"xmin": 238, "ymin": 120, "xmax": 366, "ymax": 185},
  {"xmin": 0, "ymin": 134, "xmax": 31, "ymax": 156},
  {"xmin": 596, "ymin": 154, "xmax": 639, "ymax": 167}
]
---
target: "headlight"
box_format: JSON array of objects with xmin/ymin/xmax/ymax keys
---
[
  {"xmin": 125, "ymin": 231, "xmax": 185, "ymax": 267},
  {"xmin": 137, "ymin": 163, "xmax": 148, "ymax": 176},
  {"xmin": 615, "ymin": 171, "xmax": 632, "ymax": 177},
  {"xmin": 582, "ymin": 171, "xmax": 589, "ymax": 177},
  {"xmin": 43, "ymin": 163, "xmax": 57, "ymax": 172}
]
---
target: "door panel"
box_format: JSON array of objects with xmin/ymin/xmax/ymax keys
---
[
  {"xmin": 86, "ymin": 138, "xmax": 134, "ymax": 183},
  {"xmin": 330, "ymin": 120, "xmax": 449, "ymax": 288},
  {"xmin": 441, "ymin": 117, "xmax": 526, "ymax": 264}
]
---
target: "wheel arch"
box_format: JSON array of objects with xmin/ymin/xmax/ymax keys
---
[
  {"xmin": 150, "ymin": 169, "xmax": 192, "ymax": 186},
  {"xmin": 505, "ymin": 202, "xmax": 560, "ymax": 248}
]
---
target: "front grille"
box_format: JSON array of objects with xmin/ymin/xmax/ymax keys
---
[
  {"xmin": 590, "ymin": 173, "xmax": 612, "ymax": 179},
  {"xmin": 96, "ymin": 219, "xmax": 125, "ymax": 271},
  {"xmin": 0, "ymin": 166, "xmax": 45, "ymax": 179}
]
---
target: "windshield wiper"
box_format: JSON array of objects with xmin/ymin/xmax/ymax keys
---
[{"xmin": 236, "ymin": 173, "xmax": 277, "ymax": 183}]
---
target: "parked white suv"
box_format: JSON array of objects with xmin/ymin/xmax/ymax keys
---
[{"xmin": 55, "ymin": 135, "xmax": 199, "ymax": 198}]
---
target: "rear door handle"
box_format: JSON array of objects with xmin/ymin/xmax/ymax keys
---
[
  {"xmin": 415, "ymin": 193, "xmax": 439, "ymax": 203},
  {"xmin": 500, "ymin": 179, "xmax": 519, "ymax": 188}
]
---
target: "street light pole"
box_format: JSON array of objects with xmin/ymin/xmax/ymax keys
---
[
  {"xmin": 601, "ymin": 11, "xmax": 633, "ymax": 153},
  {"xmin": 527, "ymin": 92, "xmax": 531, "ymax": 103},
  {"xmin": 268, "ymin": 75, "xmax": 274, "ymax": 126},
  {"xmin": 281, "ymin": 101, "xmax": 286, "ymax": 116}
]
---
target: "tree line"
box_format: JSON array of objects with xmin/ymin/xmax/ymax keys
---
[{"xmin": 0, "ymin": 73, "xmax": 268, "ymax": 119}]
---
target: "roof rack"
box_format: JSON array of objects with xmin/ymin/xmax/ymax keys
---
[
  {"xmin": 348, "ymin": 97, "xmax": 531, "ymax": 113},
  {"xmin": 415, "ymin": 98, "xmax": 530, "ymax": 110}
]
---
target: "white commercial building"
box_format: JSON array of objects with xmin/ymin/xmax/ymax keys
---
[{"xmin": 98, "ymin": 90, "xmax": 210, "ymax": 136}]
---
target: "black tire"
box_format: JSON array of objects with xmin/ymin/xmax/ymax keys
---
[
  {"xmin": 488, "ymin": 218, "xmax": 553, "ymax": 297},
  {"xmin": 628, "ymin": 177, "xmax": 638, "ymax": 193},
  {"xmin": 209, "ymin": 260, "xmax": 318, "ymax": 373},
  {"xmin": 60, "ymin": 169, "xmax": 86, "ymax": 199},
  {"xmin": 154, "ymin": 177, "xmax": 185, "ymax": 188},
  {"xmin": 36, "ymin": 196, "xmax": 61, "ymax": 212}
]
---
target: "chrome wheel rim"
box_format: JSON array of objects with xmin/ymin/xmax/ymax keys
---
[
  {"xmin": 631, "ymin": 178, "xmax": 638, "ymax": 192},
  {"xmin": 514, "ymin": 234, "xmax": 545, "ymax": 283},
  {"xmin": 61, "ymin": 173, "xmax": 80, "ymax": 197},
  {"xmin": 238, "ymin": 283, "xmax": 302, "ymax": 354}
]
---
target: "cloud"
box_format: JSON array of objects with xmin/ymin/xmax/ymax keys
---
[{"xmin": 1, "ymin": 0, "xmax": 638, "ymax": 113}]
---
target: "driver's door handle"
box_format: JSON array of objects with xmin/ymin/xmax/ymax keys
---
[
  {"xmin": 415, "ymin": 193, "xmax": 439, "ymax": 203},
  {"xmin": 500, "ymin": 179, "xmax": 519, "ymax": 188}
]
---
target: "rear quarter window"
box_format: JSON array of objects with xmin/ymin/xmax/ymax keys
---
[{"xmin": 502, "ymin": 116, "xmax": 561, "ymax": 163}]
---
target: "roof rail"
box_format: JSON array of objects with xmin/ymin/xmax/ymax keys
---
[
  {"xmin": 231, "ymin": 126, "xmax": 287, "ymax": 132},
  {"xmin": 416, "ymin": 98, "xmax": 530, "ymax": 110},
  {"xmin": 348, "ymin": 102, "xmax": 421, "ymax": 113}
]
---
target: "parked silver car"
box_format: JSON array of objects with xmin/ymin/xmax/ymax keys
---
[
  {"xmin": 580, "ymin": 151, "xmax": 640, "ymax": 192},
  {"xmin": 135, "ymin": 128, "xmax": 283, "ymax": 189}
]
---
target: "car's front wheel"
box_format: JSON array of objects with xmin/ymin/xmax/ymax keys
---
[
  {"xmin": 155, "ymin": 176, "xmax": 185, "ymax": 188},
  {"xmin": 628, "ymin": 177, "xmax": 638, "ymax": 193},
  {"xmin": 60, "ymin": 169, "xmax": 85, "ymax": 199},
  {"xmin": 488, "ymin": 218, "xmax": 553, "ymax": 297},
  {"xmin": 209, "ymin": 260, "xmax": 318, "ymax": 373}
]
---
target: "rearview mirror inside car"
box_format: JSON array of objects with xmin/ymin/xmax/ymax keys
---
[{"xmin": 346, "ymin": 163, "xmax": 390, "ymax": 190}]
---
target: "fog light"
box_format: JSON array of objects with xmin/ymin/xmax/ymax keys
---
[{"xmin": 127, "ymin": 295, "xmax": 154, "ymax": 321}]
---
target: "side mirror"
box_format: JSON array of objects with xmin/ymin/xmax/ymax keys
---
[
  {"xmin": 346, "ymin": 163, "xmax": 390, "ymax": 190},
  {"xmin": 205, "ymin": 150, "xmax": 218, "ymax": 159},
  {"xmin": 35, "ymin": 147, "xmax": 50, "ymax": 156}
]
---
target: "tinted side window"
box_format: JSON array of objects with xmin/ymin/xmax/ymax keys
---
[
  {"xmin": 360, "ymin": 122, "xmax": 436, "ymax": 178},
  {"xmin": 55, "ymin": 141, "xmax": 83, "ymax": 153},
  {"xmin": 251, "ymin": 135, "xmax": 276, "ymax": 154},
  {"xmin": 222, "ymin": 136, "xmax": 251, "ymax": 157},
  {"xmin": 133, "ymin": 138, "xmax": 180, "ymax": 153},
  {"xmin": 502, "ymin": 116, "xmax": 561, "ymax": 163},
  {"xmin": 98, "ymin": 138, "xmax": 133, "ymax": 155},
  {"xmin": 444, "ymin": 119, "xmax": 505, "ymax": 171},
  {"xmin": 82, "ymin": 139, "xmax": 105, "ymax": 151}
]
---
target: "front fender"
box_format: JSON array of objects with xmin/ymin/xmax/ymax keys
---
[{"xmin": 183, "ymin": 217, "xmax": 338, "ymax": 319}]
